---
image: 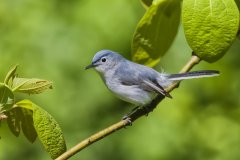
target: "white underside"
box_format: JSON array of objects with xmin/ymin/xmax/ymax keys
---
[{"xmin": 106, "ymin": 79, "xmax": 156, "ymax": 106}]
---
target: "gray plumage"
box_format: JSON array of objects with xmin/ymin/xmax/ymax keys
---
[{"xmin": 85, "ymin": 50, "xmax": 219, "ymax": 106}]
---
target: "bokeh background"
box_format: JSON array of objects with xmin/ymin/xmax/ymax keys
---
[{"xmin": 0, "ymin": 0, "xmax": 240, "ymax": 160}]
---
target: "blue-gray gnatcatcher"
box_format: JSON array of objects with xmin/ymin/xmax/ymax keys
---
[{"xmin": 85, "ymin": 50, "xmax": 219, "ymax": 106}]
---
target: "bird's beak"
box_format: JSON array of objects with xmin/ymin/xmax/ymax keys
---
[{"xmin": 85, "ymin": 63, "xmax": 95, "ymax": 70}]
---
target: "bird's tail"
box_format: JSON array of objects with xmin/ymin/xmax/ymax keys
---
[{"xmin": 167, "ymin": 70, "xmax": 220, "ymax": 81}]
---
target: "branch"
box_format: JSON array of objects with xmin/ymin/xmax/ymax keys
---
[
  {"xmin": 55, "ymin": 54, "xmax": 201, "ymax": 160},
  {"xmin": 0, "ymin": 113, "xmax": 8, "ymax": 120}
]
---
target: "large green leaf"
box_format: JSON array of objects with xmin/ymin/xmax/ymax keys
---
[
  {"xmin": 16, "ymin": 100, "xmax": 66, "ymax": 159},
  {"xmin": 182, "ymin": 0, "xmax": 239, "ymax": 63},
  {"xmin": 19, "ymin": 108, "xmax": 38, "ymax": 143},
  {"xmin": 6, "ymin": 108, "xmax": 21, "ymax": 137},
  {"xmin": 12, "ymin": 78, "xmax": 53, "ymax": 94},
  {"xmin": 235, "ymin": 0, "xmax": 240, "ymax": 38},
  {"xmin": 132, "ymin": 0, "xmax": 181, "ymax": 67},
  {"xmin": 0, "ymin": 83, "xmax": 14, "ymax": 112},
  {"xmin": 6, "ymin": 107, "xmax": 37, "ymax": 142}
]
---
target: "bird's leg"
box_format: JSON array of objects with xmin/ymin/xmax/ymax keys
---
[
  {"xmin": 130, "ymin": 106, "xmax": 140, "ymax": 113},
  {"xmin": 122, "ymin": 104, "xmax": 153, "ymax": 120},
  {"xmin": 121, "ymin": 106, "xmax": 140, "ymax": 125},
  {"xmin": 142, "ymin": 106, "xmax": 151, "ymax": 116},
  {"xmin": 122, "ymin": 106, "xmax": 139, "ymax": 119}
]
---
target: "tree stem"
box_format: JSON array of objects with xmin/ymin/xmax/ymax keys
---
[{"xmin": 55, "ymin": 54, "xmax": 201, "ymax": 160}]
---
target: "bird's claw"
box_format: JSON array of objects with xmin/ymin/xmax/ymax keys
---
[{"xmin": 122, "ymin": 115, "xmax": 132, "ymax": 126}]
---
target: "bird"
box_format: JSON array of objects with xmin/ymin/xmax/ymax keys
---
[{"xmin": 85, "ymin": 50, "xmax": 219, "ymax": 107}]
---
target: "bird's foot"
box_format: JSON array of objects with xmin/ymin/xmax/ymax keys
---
[{"xmin": 122, "ymin": 115, "xmax": 132, "ymax": 126}]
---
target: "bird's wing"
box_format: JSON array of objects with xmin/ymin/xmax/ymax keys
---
[
  {"xmin": 115, "ymin": 61, "xmax": 172, "ymax": 98},
  {"xmin": 142, "ymin": 80, "xmax": 172, "ymax": 98}
]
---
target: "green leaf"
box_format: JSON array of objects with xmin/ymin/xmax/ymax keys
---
[
  {"xmin": 19, "ymin": 108, "xmax": 38, "ymax": 143},
  {"xmin": 132, "ymin": 0, "xmax": 181, "ymax": 67},
  {"xmin": 182, "ymin": 0, "xmax": 239, "ymax": 63},
  {"xmin": 33, "ymin": 103, "xmax": 66, "ymax": 159},
  {"xmin": 235, "ymin": 0, "xmax": 240, "ymax": 36},
  {"xmin": 6, "ymin": 108, "xmax": 21, "ymax": 137},
  {"xmin": 0, "ymin": 83, "xmax": 14, "ymax": 112},
  {"xmin": 15, "ymin": 99, "xmax": 34, "ymax": 110},
  {"xmin": 4, "ymin": 65, "xmax": 18, "ymax": 85},
  {"xmin": 12, "ymin": 78, "xmax": 53, "ymax": 94},
  {"xmin": 17, "ymin": 100, "xmax": 66, "ymax": 159},
  {"xmin": 5, "ymin": 106, "xmax": 37, "ymax": 142},
  {"xmin": 15, "ymin": 100, "xmax": 37, "ymax": 143}
]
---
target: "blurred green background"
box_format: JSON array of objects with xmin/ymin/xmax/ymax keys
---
[{"xmin": 0, "ymin": 0, "xmax": 240, "ymax": 160}]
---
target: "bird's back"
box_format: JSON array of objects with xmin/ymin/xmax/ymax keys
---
[{"xmin": 114, "ymin": 60, "xmax": 160, "ymax": 86}]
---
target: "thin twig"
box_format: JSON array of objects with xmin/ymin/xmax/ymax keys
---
[
  {"xmin": 0, "ymin": 113, "xmax": 8, "ymax": 120},
  {"xmin": 55, "ymin": 54, "xmax": 201, "ymax": 160}
]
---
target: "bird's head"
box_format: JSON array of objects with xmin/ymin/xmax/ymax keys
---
[{"xmin": 85, "ymin": 50, "xmax": 124, "ymax": 74}]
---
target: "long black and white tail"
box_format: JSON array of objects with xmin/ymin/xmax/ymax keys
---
[{"xmin": 167, "ymin": 70, "xmax": 220, "ymax": 81}]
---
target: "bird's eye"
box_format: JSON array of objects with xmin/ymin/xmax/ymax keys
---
[{"xmin": 101, "ymin": 58, "xmax": 106, "ymax": 62}]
